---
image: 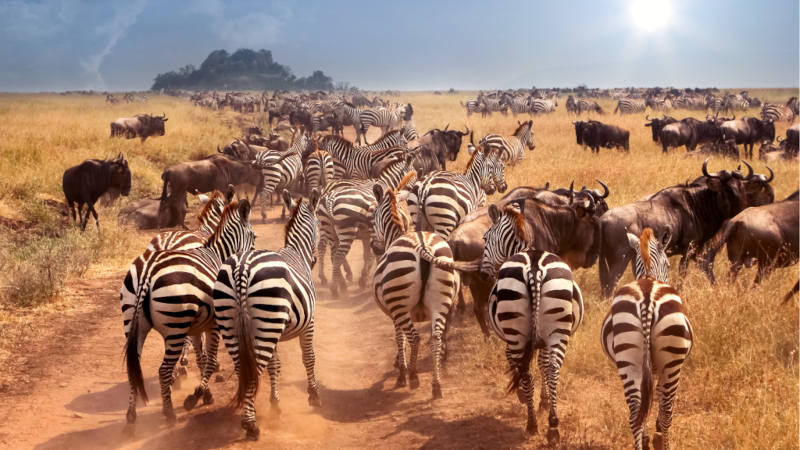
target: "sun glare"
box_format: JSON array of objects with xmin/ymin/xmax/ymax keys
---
[{"xmin": 630, "ymin": 0, "xmax": 673, "ymax": 32}]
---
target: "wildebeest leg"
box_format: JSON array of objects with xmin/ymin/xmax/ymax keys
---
[
  {"xmin": 753, "ymin": 263, "xmax": 772, "ymax": 286},
  {"xmin": 67, "ymin": 200, "xmax": 77, "ymax": 224},
  {"xmin": 469, "ymin": 281, "xmax": 492, "ymax": 337},
  {"xmin": 80, "ymin": 204, "xmax": 92, "ymax": 231},
  {"xmin": 88, "ymin": 203, "xmax": 100, "ymax": 229}
]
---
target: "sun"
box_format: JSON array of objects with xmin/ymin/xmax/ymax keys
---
[{"xmin": 630, "ymin": 0, "xmax": 673, "ymax": 32}]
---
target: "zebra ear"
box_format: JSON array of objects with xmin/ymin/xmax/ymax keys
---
[
  {"xmin": 626, "ymin": 232, "xmax": 639, "ymax": 251},
  {"xmin": 373, "ymin": 184, "xmax": 384, "ymax": 202},
  {"xmin": 238, "ymin": 199, "xmax": 251, "ymax": 222},
  {"xmin": 309, "ymin": 188, "xmax": 320, "ymax": 210},
  {"xmin": 281, "ymin": 189, "xmax": 295, "ymax": 212},
  {"xmin": 488, "ymin": 204, "xmax": 501, "ymax": 224}
]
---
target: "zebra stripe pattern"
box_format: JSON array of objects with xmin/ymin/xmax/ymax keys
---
[
  {"xmin": 480, "ymin": 201, "xmax": 584, "ymax": 442},
  {"xmin": 600, "ymin": 228, "xmax": 693, "ymax": 450},
  {"xmin": 614, "ymin": 98, "xmax": 647, "ymax": 114},
  {"xmin": 371, "ymin": 173, "xmax": 463, "ymax": 399},
  {"xmin": 303, "ymin": 148, "xmax": 335, "ymax": 195},
  {"xmin": 359, "ymin": 104, "xmax": 407, "ymax": 140},
  {"xmin": 252, "ymin": 133, "xmax": 305, "ymax": 219},
  {"xmin": 122, "ymin": 200, "xmax": 256, "ymax": 426},
  {"xmin": 214, "ymin": 190, "xmax": 321, "ymax": 441},
  {"xmin": 479, "ymin": 120, "xmax": 535, "ymax": 165},
  {"xmin": 530, "ymin": 95, "xmax": 558, "ymax": 114},
  {"xmin": 408, "ymin": 148, "xmax": 506, "ymax": 239},
  {"xmin": 334, "ymin": 101, "xmax": 367, "ymax": 144},
  {"xmin": 318, "ymin": 131, "xmax": 406, "ymax": 180},
  {"xmin": 761, "ymin": 104, "xmax": 795, "ymax": 122}
]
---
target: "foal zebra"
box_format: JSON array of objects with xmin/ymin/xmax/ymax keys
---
[
  {"xmin": 601, "ymin": 228, "xmax": 694, "ymax": 450},
  {"xmin": 614, "ymin": 98, "xmax": 647, "ymax": 114},
  {"xmin": 123, "ymin": 200, "xmax": 255, "ymax": 426},
  {"xmin": 214, "ymin": 190, "xmax": 321, "ymax": 441},
  {"xmin": 372, "ymin": 172, "xmax": 477, "ymax": 399},
  {"xmin": 407, "ymin": 148, "xmax": 506, "ymax": 239},
  {"xmin": 479, "ymin": 120, "xmax": 535, "ymax": 165},
  {"xmin": 479, "ymin": 200, "xmax": 584, "ymax": 442},
  {"xmin": 318, "ymin": 132, "xmax": 406, "ymax": 179}
]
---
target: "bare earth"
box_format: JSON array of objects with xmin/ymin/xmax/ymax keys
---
[{"xmin": 0, "ymin": 209, "xmax": 554, "ymax": 450}]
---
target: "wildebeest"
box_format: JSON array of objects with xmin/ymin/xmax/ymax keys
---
[
  {"xmin": 720, "ymin": 116, "xmax": 776, "ymax": 159},
  {"xmin": 63, "ymin": 153, "xmax": 131, "ymax": 231},
  {"xmin": 598, "ymin": 159, "xmax": 763, "ymax": 297},
  {"xmin": 416, "ymin": 125, "xmax": 470, "ymax": 171},
  {"xmin": 785, "ymin": 123, "xmax": 799, "ymax": 155},
  {"xmin": 574, "ymin": 120, "xmax": 629, "ymax": 153},
  {"xmin": 644, "ymin": 114, "xmax": 677, "ymax": 143},
  {"xmin": 110, "ymin": 114, "xmax": 168, "ymax": 142},
  {"xmin": 700, "ymin": 190, "xmax": 798, "ymax": 285},
  {"xmin": 658, "ymin": 117, "xmax": 727, "ymax": 153}
]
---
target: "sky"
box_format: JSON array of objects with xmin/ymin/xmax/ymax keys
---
[{"xmin": 0, "ymin": 0, "xmax": 797, "ymax": 92}]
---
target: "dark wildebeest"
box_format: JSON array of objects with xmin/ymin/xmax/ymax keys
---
[
  {"xmin": 417, "ymin": 125, "xmax": 470, "ymax": 171},
  {"xmin": 110, "ymin": 114, "xmax": 167, "ymax": 142},
  {"xmin": 720, "ymin": 116, "xmax": 776, "ymax": 159},
  {"xmin": 158, "ymin": 154, "xmax": 263, "ymax": 228},
  {"xmin": 644, "ymin": 114, "xmax": 677, "ymax": 143},
  {"xmin": 574, "ymin": 120, "xmax": 629, "ymax": 153},
  {"xmin": 700, "ymin": 190, "xmax": 798, "ymax": 286},
  {"xmin": 598, "ymin": 159, "xmax": 763, "ymax": 297},
  {"xmin": 785, "ymin": 123, "xmax": 799, "ymax": 155},
  {"xmin": 63, "ymin": 153, "xmax": 131, "ymax": 231},
  {"xmin": 659, "ymin": 116, "xmax": 728, "ymax": 153},
  {"xmin": 450, "ymin": 184, "xmax": 605, "ymax": 334}
]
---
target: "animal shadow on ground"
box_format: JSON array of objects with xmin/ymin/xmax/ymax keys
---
[
  {"xmin": 65, "ymin": 377, "xmax": 162, "ymax": 414},
  {"xmin": 309, "ymin": 373, "xmax": 414, "ymax": 423},
  {"xmin": 383, "ymin": 413, "xmax": 529, "ymax": 449}
]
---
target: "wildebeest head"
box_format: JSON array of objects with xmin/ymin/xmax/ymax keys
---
[
  {"xmin": 644, "ymin": 115, "xmax": 677, "ymax": 142},
  {"xmin": 147, "ymin": 113, "xmax": 167, "ymax": 136},
  {"xmin": 734, "ymin": 161, "xmax": 775, "ymax": 206},
  {"xmin": 562, "ymin": 189, "xmax": 602, "ymax": 269},
  {"xmin": 699, "ymin": 158, "xmax": 749, "ymax": 214},
  {"xmin": 573, "ymin": 121, "xmax": 587, "ymax": 145},
  {"xmin": 109, "ymin": 153, "xmax": 132, "ymax": 196}
]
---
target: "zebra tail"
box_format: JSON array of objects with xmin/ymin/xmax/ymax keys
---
[
  {"xmin": 506, "ymin": 264, "xmax": 541, "ymax": 394},
  {"xmin": 233, "ymin": 289, "xmax": 259, "ymax": 408},
  {"xmin": 636, "ymin": 294, "xmax": 656, "ymax": 431},
  {"xmin": 415, "ymin": 233, "xmax": 479, "ymax": 271},
  {"xmin": 124, "ymin": 268, "xmax": 151, "ymax": 405},
  {"xmin": 698, "ymin": 219, "xmax": 733, "ymax": 284}
]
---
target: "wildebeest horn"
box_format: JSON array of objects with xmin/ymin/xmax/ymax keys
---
[
  {"xmin": 741, "ymin": 160, "xmax": 754, "ymax": 179},
  {"xmin": 544, "ymin": 181, "xmax": 550, "ymax": 190},
  {"xmin": 568, "ymin": 181, "xmax": 575, "ymax": 204},
  {"xmin": 217, "ymin": 145, "xmax": 222, "ymax": 153},
  {"xmin": 701, "ymin": 158, "xmax": 719, "ymax": 178},
  {"xmin": 645, "ymin": 114, "xmax": 650, "ymax": 120},
  {"xmin": 444, "ymin": 123, "xmax": 449, "ymax": 131},
  {"xmin": 596, "ymin": 179, "xmax": 610, "ymax": 198},
  {"xmin": 765, "ymin": 165, "xmax": 774, "ymax": 182}
]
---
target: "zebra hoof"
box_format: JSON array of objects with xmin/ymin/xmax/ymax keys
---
[
  {"xmin": 180, "ymin": 357, "xmax": 189, "ymax": 366},
  {"xmin": 525, "ymin": 419, "xmax": 538, "ymax": 435},
  {"xmin": 308, "ymin": 391, "xmax": 322, "ymax": 407},
  {"xmin": 177, "ymin": 366, "xmax": 188, "ymax": 377},
  {"xmin": 546, "ymin": 427, "xmax": 560, "ymax": 444},
  {"xmin": 395, "ymin": 373, "xmax": 406, "ymax": 388},
  {"xmin": 183, "ymin": 394, "xmax": 199, "ymax": 411},
  {"xmin": 126, "ymin": 408, "xmax": 137, "ymax": 425},
  {"xmin": 215, "ymin": 374, "xmax": 225, "ymax": 383},
  {"xmin": 202, "ymin": 390, "xmax": 214, "ymax": 405},
  {"xmin": 432, "ymin": 383, "xmax": 442, "ymax": 399},
  {"xmin": 409, "ymin": 374, "xmax": 420, "ymax": 390},
  {"xmin": 242, "ymin": 421, "xmax": 260, "ymax": 441},
  {"xmin": 652, "ymin": 432, "xmax": 665, "ymax": 450}
]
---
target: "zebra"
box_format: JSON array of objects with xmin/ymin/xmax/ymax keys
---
[
  {"xmin": 761, "ymin": 103, "xmax": 796, "ymax": 122},
  {"xmin": 530, "ymin": 95, "xmax": 558, "ymax": 114},
  {"xmin": 334, "ymin": 101, "xmax": 367, "ymax": 144},
  {"xmin": 214, "ymin": 190, "xmax": 321, "ymax": 441},
  {"xmin": 706, "ymin": 95, "xmax": 724, "ymax": 114},
  {"xmin": 359, "ymin": 104, "xmax": 411, "ymax": 143},
  {"xmin": 508, "ymin": 96, "xmax": 531, "ymax": 116},
  {"xmin": 614, "ymin": 98, "xmax": 647, "ymax": 114},
  {"xmin": 303, "ymin": 148, "xmax": 334, "ymax": 195},
  {"xmin": 122, "ymin": 200, "xmax": 256, "ymax": 427},
  {"xmin": 401, "ymin": 119, "xmax": 419, "ymax": 142},
  {"xmin": 316, "ymin": 155, "xmax": 415, "ymax": 295},
  {"xmin": 481, "ymin": 96, "xmax": 508, "ymax": 117},
  {"xmin": 460, "ymin": 98, "xmax": 481, "ymax": 116},
  {"xmin": 577, "ymin": 98, "xmax": 604, "ymax": 114},
  {"xmin": 646, "ymin": 97, "xmax": 672, "ymax": 112},
  {"xmin": 479, "ymin": 120, "xmax": 535, "ymax": 165},
  {"xmin": 478, "ymin": 200, "xmax": 584, "ymax": 442},
  {"xmin": 566, "ymin": 95, "xmax": 578, "ymax": 115},
  {"xmin": 252, "ymin": 134, "xmax": 304, "ymax": 220},
  {"xmin": 371, "ymin": 172, "xmax": 478, "ymax": 399},
  {"xmin": 317, "ymin": 132, "xmax": 406, "ymax": 180},
  {"xmin": 600, "ymin": 228, "xmax": 694, "ymax": 450},
  {"xmin": 407, "ymin": 148, "xmax": 506, "ymax": 239}
]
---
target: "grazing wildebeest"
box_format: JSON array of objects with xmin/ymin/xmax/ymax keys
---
[
  {"xmin": 63, "ymin": 153, "xmax": 131, "ymax": 231},
  {"xmin": 598, "ymin": 159, "xmax": 758, "ymax": 297},
  {"xmin": 644, "ymin": 114, "xmax": 677, "ymax": 143},
  {"xmin": 574, "ymin": 120, "xmax": 629, "ymax": 153},
  {"xmin": 720, "ymin": 116, "xmax": 776, "ymax": 159},
  {"xmin": 700, "ymin": 190, "xmax": 798, "ymax": 286},
  {"xmin": 110, "ymin": 114, "xmax": 168, "ymax": 142}
]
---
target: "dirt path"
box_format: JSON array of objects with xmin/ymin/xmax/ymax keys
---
[{"xmin": 0, "ymin": 208, "xmax": 546, "ymax": 450}]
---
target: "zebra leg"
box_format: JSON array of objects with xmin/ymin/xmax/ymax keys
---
[
  {"xmin": 158, "ymin": 335, "xmax": 185, "ymax": 424},
  {"xmin": 359, "ymin": 231, "xmax": 373, "ymax": 287},
  {"xmin": 299, "ymin": 325, "xmax": 321, "ymax": 407},
  {"xmin": 125, "ymin": 320, "xmax": 151, "ymax": 425},
  {"xmin": 267, "ymin": 351, "xmax": 281, "ymax": 412},
  {"xmin": 536, "ymin": 349, "xmax": 549, "ymax": 411},
  {"xmin": 240, "ymin": 377, "xmax": 260, "ymax": 440},
  {"xmin": 431, "ymin": 326, "xmax": 444, "ymax": 400},
  {"xmin": 545, "ymin": 349, "xmax": 565, "ymax": 444},
  {"xmin": 317, "ymin": 236, "xmax": 328, "ymax": 286},
  {"xmin": 190, "ymin": 334, "xmax": 205, "ymax": 370},
  {"xmin": 404, "ymin": 324, "xmax": 421, "ymax": 390},
  {"xmin": 506, "ymin": 346, "xmax": 536, "ymax": 434},
  {"xmin": 184, "ymin": 329, "xmax": 219, "ymax": 411},
  {"xmin": 393, "ymin": 325, "xmax": 408, "ymax": 388}
]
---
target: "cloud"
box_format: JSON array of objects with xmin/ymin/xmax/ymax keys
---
[
  {"xmin": 80, "ymin": 0, "xmax": 148, "ymax": 90},
  {"xmin": 0, "ymin": 0, "xmax": 77, "ymax": 39},
  {"xmin": 188, "ymin": 0, "xmax": 290, "ymax": 48}
]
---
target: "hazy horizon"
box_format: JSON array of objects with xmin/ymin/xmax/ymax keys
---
[{"xmin": 1, "ymin": 0, "xmax": 798, "ymax": 92}]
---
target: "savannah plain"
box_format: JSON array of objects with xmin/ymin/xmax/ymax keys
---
[{"xmin": 0, "ymin": 89, "xmax": 797, "ymax": 449}]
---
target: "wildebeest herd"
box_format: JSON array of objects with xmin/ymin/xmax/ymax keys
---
[{"xmin": 59, "ymin": 89, "xmax": 798, "ymax": 448}]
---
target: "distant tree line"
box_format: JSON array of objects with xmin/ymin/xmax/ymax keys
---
[{"xmin": 151, "ymin": 49, "xmax": 336, "ymax": 91}]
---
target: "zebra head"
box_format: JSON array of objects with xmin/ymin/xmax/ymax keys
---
[
  {"xmin": 515, "ymin": 120, "xmax": 535, "ymax": 150},
  {"xmin": 486, "ymin": 151, "xmax": 508, "ymax": 194},
  {"xmin": 480, "ymin": 201, "xmax": 532, "ymax": 279},
  {"xmin": 371, "ymin": 171, "xmax": 415, "ymax": 255},
  {"xmin": 626, "ymin": 227, "xmax": 671, "ymax": 282},
  {"xmin": 282, "ymin": 189, "xmax": 321, "ymax": 265}
]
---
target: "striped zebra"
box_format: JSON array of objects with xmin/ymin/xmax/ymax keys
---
[
  {"xmin": 460, "ymin": 98, "xmax": 481, "ymax": 116},
  {"xmin": 359, "ymin": 104, "xmax": 411, "ymax": 143},
  {"xmin": 600, "ymin": 228, "xmax": 694, "ymax": 450},
  {"xmin": 401, "ymin": 119, "xmax": 419, "ymax": 141},
  {"xmin": 761, "ymin": 103, "xmax": 795, "ymax": 122},
  {"xmin": 316, "ymin": 156, "xmax": 414, "ymax": 295},
  {"xmin": 122, "ymin": 200, "xmax": 256, "ymax": 426},
  {"xmin": 334, "ymin": 101, "xmax": 367, "ymax": 144},
  {"xmin": 371, "ymin": 172, "xmax": 477, "ymax": 398},
  {"xmin": 479, "ymin": 120, "xmax": 535, "ymax": 165},
  {"xmin": 646, "ymin": 97, "xmax": 672, "ymax": 112},
  {"xmin": 317, "ymin": 132, "xmax": 406, "ymax": 179},
  {"xmin": 479, "ymin": 200, "xmax": 584, "ymax": 442},
  {"xmin": 214, "ymin": 190, "xmax": 321, "ymax": 441},
  {"xmin": 614, "ymin": 98, "xmax": 647, "ymax": 114},
  {"xmin": 577, "ymin": 98, "xmax": 604, "ymax": 114},
  {"xmin": 407, "ymin": 148, "xmax": 506, "ymax": 239},
  {"xmin": 252, "ymin": 134, "xmax": 304, "ymax": 220},
  {"xmin": 530, "ymin": 95, "xmax": 558, "ymax": 114},
  {"xmin": 508, "ymin": 96, "xmax": 531, "ymax": 116},
  {"xmin": 482, "ymin": 97, "xmax": 508, "ymax": 117},
  {"xmin": 566, "ymin": 95, "xmax": 578, "ymax": 115},
  {"xmin": 706, "ymin": 95, "xmax": 724, "ymax": 114},
  {"xmin": 303, "ymin": 148, "xmax": 334, "ymax": 195}
]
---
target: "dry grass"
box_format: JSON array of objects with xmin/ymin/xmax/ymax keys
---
[{"xmin": 0, "ymin": 89, "xmax": 797, "ymax": 448}]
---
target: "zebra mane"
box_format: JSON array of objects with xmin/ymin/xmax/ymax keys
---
[
  {"xmin": 321, "ymin": 134, "xmax": 354, "ymax": 148},
  {"xmin": 196, "ymin": 190, "xmax": 223, "ymax": 224},
  {"xmin": 513, "ymin": 120, "xmax": 532, "ymax": 136},
  {"xmin": 283, "ymin": 198, "xmax": 304, "ymax": 247},
  {"xmin": 371, "ymin": 129, "xmax": 402, "ymax": 144},
  {"xmin": 396, "ymin": 169, "xmax": 416, "ymax": 192},
  {"xmin": 504, "ymin": 203, "xmax": 533, "ymax": 247},
  {"xmin": 206, "ymin": 201, "xmax": 241, "ymax": 245},
  {"xmin": 464, "ymin": 146, "xmax": 484, "ymax": 174},
  {"xmin": 639, "ymin": 227, "xmax": 654, "ymax": 274},
  {"xmin": 387, "ymin": 187, "xmax": 411, "ymax": 232}
]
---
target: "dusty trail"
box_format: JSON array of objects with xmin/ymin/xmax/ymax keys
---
[{"xmin": 0, "ymin": 209, "xmax": 538, "ymax": 450}]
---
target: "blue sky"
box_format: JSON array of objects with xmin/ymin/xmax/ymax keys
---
[{"xmin": 0, "ymin": 0, "xmax": 797, "ymax": 91}]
